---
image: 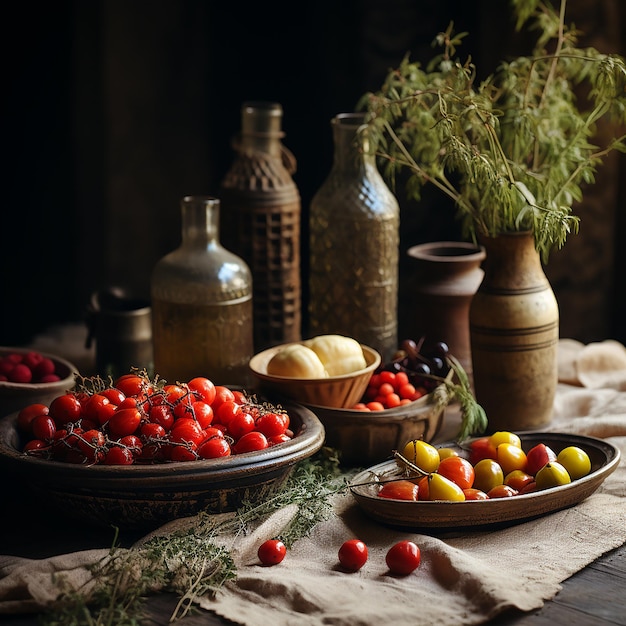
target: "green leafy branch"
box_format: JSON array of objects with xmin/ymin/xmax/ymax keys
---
[
  {"xmin": 41, "ymin": 451, "xmax": 346, "ymax": 626},
  {"xmin": 359, "ymin": 0, "xmax": 626, "ymax": 262}
]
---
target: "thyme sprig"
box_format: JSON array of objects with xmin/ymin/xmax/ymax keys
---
[{"xmin": 41, "ymin": 450, "xmax": 346, "ymax": 626}]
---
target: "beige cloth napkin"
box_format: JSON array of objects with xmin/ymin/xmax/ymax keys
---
[{"xmin": 1, "ymin": 338, "xmax": 625, "ymax": 625}]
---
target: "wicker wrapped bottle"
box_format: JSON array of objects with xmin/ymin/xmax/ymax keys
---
[
  {"xmin": 220, "ymin": 102, "xmax": 301, "ymax": 352},
  {"xmin": 309, "ymin": 113, "xmax": 400, "ymax": 362},
  {"xmin": 150, "ymin": 196, "xmax": 253, "ymax": 386}
]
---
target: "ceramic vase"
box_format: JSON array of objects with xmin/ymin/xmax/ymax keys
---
[
  {"xmin": 309, "ymin": 113, "xmax": 400, "ymax": 362},
  {"xmin": 406, "ymin": 241, "xmax": 486, "ymax": 375},
  {"xmin": 469, "ymin": 231, "xmax": 559, "ymax": 432}
]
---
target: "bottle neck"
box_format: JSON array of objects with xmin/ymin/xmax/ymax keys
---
[
  {"xmin": 331, "ymin": 113, "xmax": 373, "ymax": 173},
  {"xmin": 180, "ymin": 196, "xmax": 220, "ymax": 246},
  {"xmin": 239, "ymin": 101, "xmax": 284, "ymax": 158}
]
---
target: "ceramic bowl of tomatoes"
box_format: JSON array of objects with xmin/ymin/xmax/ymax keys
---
[
  {"xmin": 0, "ymin": 372, "xmax": 325, "ymax": 531},
  {"xmin": 304, "ymin": 385, "xmax": 447, "ymax": 467},
  {"xmin": 0, "ymin": 347, "xmax": 78, "ymax": 419}
]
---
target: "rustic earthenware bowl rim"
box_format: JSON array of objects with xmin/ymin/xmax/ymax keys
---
[{"xmin": 0, "ymin": 399, "xmax": 325, "ymax": 480}]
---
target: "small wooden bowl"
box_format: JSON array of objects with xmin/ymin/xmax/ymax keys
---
[
  {"xmin": 249, "ymin": 343, "xmax": 381, "ymax": 409},
  {"xmin": 0, "ymin": 347, "xmax": 78, "ymax": 419},
  {"xmin": 304, "ymin": 387, "xmax": 447, "ymax": 466}
]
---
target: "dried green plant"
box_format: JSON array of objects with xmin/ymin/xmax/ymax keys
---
[{"xmin": 359, "ymin": 0, "xmax": 626, "ymax": 262}]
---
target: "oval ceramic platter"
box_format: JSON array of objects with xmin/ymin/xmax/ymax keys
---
[{"xmin": 349, "ymin": 432, "xmax": 620, "ymax": 533}]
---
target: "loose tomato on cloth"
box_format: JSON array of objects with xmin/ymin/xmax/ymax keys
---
[
  {"xmin": 385, "ymin": 541, "xmax": 421, "ymax": 575},
  {"xmin": 338, "ymin": 539, "xmax": 368, "ymax": 572},
  {"xmin": 258, "ymin": 539, "xmax": 287, "ymax": 566}
]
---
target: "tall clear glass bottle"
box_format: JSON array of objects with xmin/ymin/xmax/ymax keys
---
[
  {"xmin": 220, "ymin": 102, "xmax": 301, "ymax": 352},
  {"xmin": 151, "ymin": 196, "xmax": 253, "ymax": 386},
  {"xmin": 309, "ymin": 113, "xmax": 400, "ymax": 362}
]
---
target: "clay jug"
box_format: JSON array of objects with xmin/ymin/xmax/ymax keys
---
[
  {"xmin": 406, "ymin": 241, "xmax": 485, "ymax": 376},
  {"xmin": 469, "ymin": 231, "xmax": 559, "ymax": 432}
]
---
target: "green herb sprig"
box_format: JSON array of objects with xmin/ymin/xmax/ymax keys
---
[
  {"xmin": 41, "ymin": 451, "xmax": 346, "ymax": 626},
  {"xmin": 360, "ymin": 0, "xmax": 626, "ymax": 262}
]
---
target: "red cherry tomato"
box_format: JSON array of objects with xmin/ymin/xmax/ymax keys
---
[
  {"xmin": 31, "ymin": 415, "xmax": 56, "ymax": 441},
  {"xmin": 436, "ymin": 456, "xmax": 475, "ymax": 490},
  {"xmin": 338, "ymin": 539, "xmax": 368, "ymax": 571},
  {"xmin": 140, "ymin": 422, "xmax": 167, "ymax": 439},
  {"xmin": 191, "ymin": 401, "xmax": 214, "ymax": 429},
  {"xmin": 468, "ymin": 436, "xmax": 498, "ymax": 465},
  {"xmin": 107, "ymin": 407, "xmax": 142, "ymax": 438},
  {"xmin": 232, "ymin": 431, "xmax": 268, "ymax": 454},
  {"xmin": 169, "ymin": 444, "xmax": 198, "ymax": 462},
  {"xmin": 114, "ymin": 374, "xmax": 146, "ymax": 398},
  {"xmin": 257, "ymin": 539, "xmax": 287, "ymax": 566},
  {"xmin": 49, "ymin": 393, "xmax": 83, "ymax": 425},
  {"xmin": 169, "ymin": 418, "xmax": 205, "ymax": 445},
  {"xmin": 255, "ymin": 412, "xmax": 289, "ymax": 438},
  {"xmin": 188, "ymin": 377, "xmax": 217, "ymax": 405},
  {"xmin": 83, "ymin": 394, "xmax": 112, "ymax": 425},
  {"xmin": 215, "ymin": 400, "xmax": 241, "ymax": 426},
  {"xmin": 228, "ymin": 410, "xmax": 256, "ymax": 440},
  {"xmin": 149, "ymin": 404, "xmax": 175, "ymax": 431},
  {"xmin": 198, "ymin": 435, "xmax": 231, "ymax": 459},
  {"xmin": 378, "ymin": 480, "xmax": 419, "ymax": 501},
  {"xmin": 212, "ymin": 386, "xmax": 236, "ymax": 411},
  {"xmin": 463, "ymin": 488, "xmax": 489, "ymax": 500},
  {"xmin": 385, "ymin": 540, "xmax": 421, "ymax": 575},
  {"xmin": 100, "ymin": 387, "xmax": 126, "ymax": 406},
  {"xmin": 16, "ymin": 403, "xmax": 49, "ymax": 434},
  {"xmin": 104, "ymin": 446, "xmax": 135, "ymax": 465}
]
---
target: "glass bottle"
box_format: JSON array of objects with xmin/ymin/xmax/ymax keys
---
[
  {"xmin": 220, "ymin": 101, "xmax": 301, "ymax": 352},
  {"xmin": 150, "ymin": 196, "xmax": 253, "ymax": 386},
  {"xmin": 309, "ymin": 113, "xmax": 400, "ymax": 362}
]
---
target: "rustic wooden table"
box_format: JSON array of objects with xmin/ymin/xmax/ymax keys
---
[{"xmin": 2, "ymin": 327, "xmax": 624, "ymax": 625}]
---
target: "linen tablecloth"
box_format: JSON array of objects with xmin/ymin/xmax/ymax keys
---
[{"xmin": 1, "ymin": 338, "xmax": 625, "ymax": 625}]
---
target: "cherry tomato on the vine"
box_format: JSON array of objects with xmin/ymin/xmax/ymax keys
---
[
  {"xmin": 187, "ymin": 377, "xmax": 216, "ymax": 405},
  {"xmin": 114, "ymin": 374, "xmax": 146, "ymax": 398},
  {"xmin": 49, "ymin": 393, "xmax": 83, "ymax": 425},
  {"xmin": 16, "ymin": 403, "xmax": 49, "ymax": 434},
  {"xmin": 232, "ymin": 431, "xmax": 268, "ymax": 454},
  {"xmin": 198, "ymin": 436, "xmax": 231, "ymax": 459}
]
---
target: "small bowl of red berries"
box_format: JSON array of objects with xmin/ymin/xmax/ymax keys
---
[{"xmin": 0, "ymin": 347, "xmax": 78, "ymax": 418}]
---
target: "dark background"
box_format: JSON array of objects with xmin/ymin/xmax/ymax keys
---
[{"xmin": 3, "ymin": 0, "xmax": 625, "ymax": 348}]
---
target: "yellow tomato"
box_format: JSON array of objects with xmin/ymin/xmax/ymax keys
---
[
  {"xmin": 535, "ymin": 461, "xmax": 572, "ymax": 490},
  {"xmin": 400, "ymin": 440, "xmax": 440, "ymax": 473},
  {"xmin": 557, "ymin": 446, "xmax": 591, "ymax": 480},
  {"xmin": 473, "ymin": 458, "xmax": 504, "ymax": 493},
  {"xmin": 496, "ymin": 443, "xmax": 528, "ymax": 475},
  {"xmin": 437, "ymin": 447, "xmax": 459, "ymax": 460},
  {"xmin": 427, "ymin": 473, "xmax": 466, "ymax": 501},
  {"xmin": 489, "ymin": 430, "xmax": 522, "ymax": 449}
]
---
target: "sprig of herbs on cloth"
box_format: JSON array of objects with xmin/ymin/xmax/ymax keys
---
[{"xmin": 40, "ymin": 449, "xmax": 348, "ymax": 626}]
